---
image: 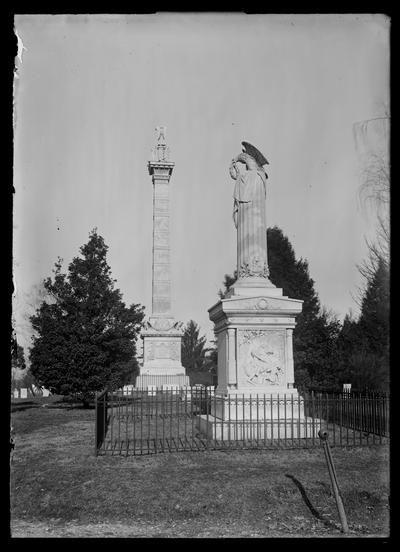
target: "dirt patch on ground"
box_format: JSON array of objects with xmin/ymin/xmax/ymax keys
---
[{"xmin": 10, "ymin": 519, "xmax": 389, "ymax": 539}]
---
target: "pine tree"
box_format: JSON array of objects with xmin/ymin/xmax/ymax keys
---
[
  {"xmin": 29, "ymin": 230, "xmax": 145, "ymax": 406},
  {"xmin": 358, "ymin": 257, "xmax": 389, "ymax": 357},
  {"xmin": 11, "ymin": 336, "xmax": 26, "ymax": 371},
  {"xmin": 267, "ymin": 226, "xmax": 320, "ymax": 319},
  {"xmin": 181, "ymin": 320, "xmax": 207, "ymax": 373},
  {"xmin": 337, "ymin": 256, "xmax": 389, "ymax": 392},
  {"xmin": 11, "ymin": 335, "xmax": 27, "ymax": 392}
]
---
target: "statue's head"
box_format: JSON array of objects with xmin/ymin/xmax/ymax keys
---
[
  {"xmin": 235, "ymin": 152, "xmax": 260, "ymax": 170},
  {"xmin": 241, "ymin": 141, "xmax": 269, "ymax": 167},
  {"xmin": 231, "ymin": 141, "xmax": 269, "ymax": 180}
]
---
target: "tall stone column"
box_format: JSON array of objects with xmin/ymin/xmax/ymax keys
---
[
  {"xmin": 149, "ymin": 159, "xmax": 174, "ymax": 318},
  {"xmin": 137, "ymin": 127, "xmax": 189, "ymax": 389}
]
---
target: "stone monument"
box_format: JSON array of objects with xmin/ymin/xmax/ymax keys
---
[
  {"xmin": 136, "ymin": 127, "xmax": 189, "ymax": 389},
  {"xmin": 197, "ymin": 141, "xmax": 318, "ymax": 438}
]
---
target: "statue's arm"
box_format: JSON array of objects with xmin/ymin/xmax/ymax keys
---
[{"xmin": 229, "ymin": 159, "xmax": 239, "ymax": 180}]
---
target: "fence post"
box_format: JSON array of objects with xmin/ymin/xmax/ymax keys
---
[
  {"xmin": 95, "ymin": 391, "xmax": 98, "ymax": 456},
  {"xmin": 318, "ymin": 429, "xmax": 349, "ymax": 534}
]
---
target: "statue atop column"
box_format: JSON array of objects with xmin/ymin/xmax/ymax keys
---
[
  {"xmin": 229, "ymin": 141, "xmax": 270, "ymax": 281},
  {"xmin": 152, "ymin": 125, "xmax": 170, "ymax": 162}
]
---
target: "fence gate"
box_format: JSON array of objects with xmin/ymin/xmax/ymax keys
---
[{"xmin": 95, "ymin": 388, "xmax": 389, "ymax": 456}]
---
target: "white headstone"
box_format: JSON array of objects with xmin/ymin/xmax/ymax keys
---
[
  {"xmin": 343, "ymin": 383, "xmax": 352, "ymax": 393},
  {"xmin": 162, "ymin": 384, "xmax": 179, "ymax": 394},
  {"xmin": 42, "ymin": 389, "xmax": 50, "ymax": 397},
  {"xmin": 181, "ymin": 385, "xmax": 192, "ymax": 399},
  {"xmin": 147, "ymin": 385, "xmax": 157, "ymax": 396},
  {"xmin": 13, "ymin": 390, "xmax": 19, "ymax": 399},
  {"xmin": 20, "ymin": 388, "xmax": 28, "ymax": 399}
]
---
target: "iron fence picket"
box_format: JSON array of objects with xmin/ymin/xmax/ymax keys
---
[
  {"xmin": 190, "ymin": 387, "xmax": 194, "ymax": 450},
  {"xmin": 228, "ymin": 392, "xmax": 231, "ymax": 446},
  {"xmin": 249, "ymin": 394, "xmax": 253, "ymax": 444},
  {"xmin": 270, "ymin": 394, "xmax": 274, "ymax": 445},
  {"xmin": 332, "ymin": 395, "xmax": 336, "ymax": 445},
  {"xmin": 297, "ymin": 393, "xmax": 301, "ymax": 446},
  {"xmin": 125, "ymin": 390, "xmax": 129, "ymax": 456},
  {"xmin": 133, "ymin": 389, "xmax": 136, "ymax": 455},
  {"xmin": 110, "ymin": 391, "xmax": 114, "ymax": 451}
]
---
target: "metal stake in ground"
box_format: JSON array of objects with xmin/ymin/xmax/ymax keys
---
[{"xmin": 318, "ymin": 429, "xmax": 349, "ymax": 534}]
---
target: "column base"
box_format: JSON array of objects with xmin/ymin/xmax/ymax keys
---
[
  {"xmin": 196, "ymin": 415, "xmax": 322, "ymax": 440},
  {"xmin": 135, "ymin": 373, "xmax": 190, "ymax": 389},
  {"xmin": 210, "ymin": 392, "xmax": 305, "ymax": 420}
]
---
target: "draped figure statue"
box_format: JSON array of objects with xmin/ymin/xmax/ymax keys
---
[{"xmin": 229, "ymin": 142, "xmax": 270, "ymax": 280}]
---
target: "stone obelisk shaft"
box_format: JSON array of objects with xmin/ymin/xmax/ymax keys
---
[{"xmin": 148, "ymin": 160, "xmax": 174, "ymax": 317}]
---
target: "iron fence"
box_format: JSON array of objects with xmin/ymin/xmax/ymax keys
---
[
  {"xmin": 95, "ymin": 388, "xmax": 389, "ymax": 456},
  {"xmin": 307, "ymin": 391, "xmax": 390, "ymax": 437}
]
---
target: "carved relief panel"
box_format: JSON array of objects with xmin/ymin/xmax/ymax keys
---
[{"xmin": 237, "ymin": 329, "xmax": 286, "ymax": 386}]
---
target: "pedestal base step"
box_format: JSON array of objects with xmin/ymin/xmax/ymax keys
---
[
  {"xmin": 196, "ymin": 415, "xmax": 322, "ymax": 441},
  {"xmin": 135, "ymin": 374, "xmax": 190, "ymax": 389}
]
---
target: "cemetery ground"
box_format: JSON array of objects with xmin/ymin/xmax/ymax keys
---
[{"xmin": 10, "ymin": 396, "xmax": 390, "ymax": 538}]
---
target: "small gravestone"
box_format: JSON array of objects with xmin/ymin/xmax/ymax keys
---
[
  {"xmin": 162, "ymin": 384, "xmax": 179, "ymax": 395},
  {"xmin": 42, "ymin": 389, "xmax": 50, "ymax": 397},
  {"xmin": 147, "ymin": 385, "xmax": 157, "ymax": 396},
  {"xmin": 20, "ymin": 388, "xmax": 28, "ymax": 399},
  {"xmin": 181, "ymin": 385, "xmax": 192, "ymax": 399},
  {"xmin": 13, "ymin": 390, "xmax": 19, "ymax": 399}
]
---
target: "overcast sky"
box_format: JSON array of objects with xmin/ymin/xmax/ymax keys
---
[{"xmin": 13, "ymin": 13, "xmax": 390, "ymax": 352}]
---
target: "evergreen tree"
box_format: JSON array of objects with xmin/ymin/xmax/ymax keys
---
[
  {"xmin": 203, "ymin": 346, "xmax": 218, "ymax": 377},
  {"xmin": 358, "ymin": 257, "xmax": 389, "ymax": 357},
  {"xmin": 11, "ymin": 336, "xmax": 26, "ymax": 371},
  {"xmin": 337, "ymin": 257, "xmax": 389, "ymax": 392},
  {"xmin": 181, "ymin": 320, "xmax": 207, "ymax": 373},
  {"xmin": 218, "ymin": 272, "xmax": 237, "ymax": 299},
  {"xmin": 267, "ymin": 226, "xmax": 320, "ymax": 319},
  {"xmin": 11, "ymin": 335, "xmax": 27, "ymax": 391},
  {"xmin": 29, "ymin": 230, "xmax": 145, "ymax": 406}
]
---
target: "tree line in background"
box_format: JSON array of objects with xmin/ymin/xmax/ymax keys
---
[{"xmin": 12, "ymin": 214, "xmax": 389, "ymax": 403}]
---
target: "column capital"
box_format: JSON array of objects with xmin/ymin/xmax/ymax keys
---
[{"xmin": 148, "ymin": 161, "xmax": 175, "ymax": 180}]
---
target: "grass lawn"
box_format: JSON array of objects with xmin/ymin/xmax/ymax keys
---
[{"xmin": 10, "ymin": 396, "xmax": 390, "ymax": 538}]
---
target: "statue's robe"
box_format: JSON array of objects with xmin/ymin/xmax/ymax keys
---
[{"xmin": 233, "ymin": 168, "xmax": 269, "ymax": 279}]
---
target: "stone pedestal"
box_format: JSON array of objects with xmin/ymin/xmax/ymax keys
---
[
  {"xmin": 209, "ymin": 282, "xmax": 302, "ymax": 396},
  {"xmin": 137, "ymin": 316, "xmax": 189, "ymax": 389},
  {"xmin": 197, "ymin": 280, "xmax": 320, "ymax": 439}
]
